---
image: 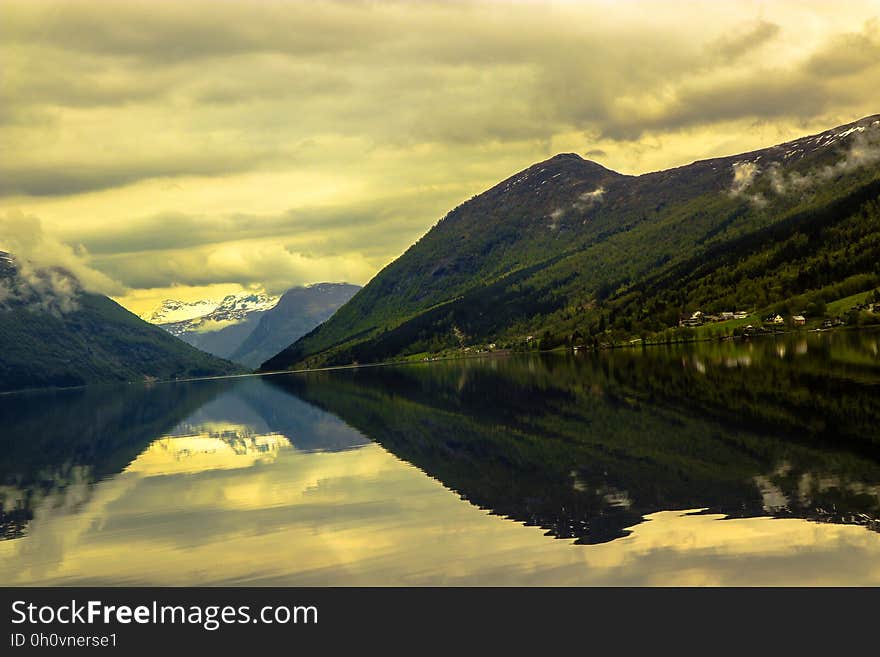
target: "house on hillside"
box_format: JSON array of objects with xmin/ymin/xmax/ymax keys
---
[
  {"xmin": 680, "ymin": 311, "xmax": 704, "ymax": 328},
  {"xmin": 792, "ymin": 315, "xmax": 806, "ymax": 326},
  {"xmin": 733, "ymin": 311, "xmax": 749, "ymax": 320}
]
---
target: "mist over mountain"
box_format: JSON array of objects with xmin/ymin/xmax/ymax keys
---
[
  {"xmin": 0, "ymin": 253, "xmax": 241, "ymax": 393},
  {"xmin": 262, "ymin": 115, "xmax": 880, "ymax": 371}
]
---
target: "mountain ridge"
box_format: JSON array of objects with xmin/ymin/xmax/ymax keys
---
[
  {"xmin": 150, "ymin": 292, "xmax": 279, "ymax": 337},
  {"xmin": 231, "ymin": 282, "xmax": 361, "ymax": 368},
  {"xmin": 261, "ymin": 114, "xmax": 880, "ymax": 371}
]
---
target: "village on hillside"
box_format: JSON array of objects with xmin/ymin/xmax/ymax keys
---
[{"xmin": 678, "ymin": 293, "xmax": 880, "ymax": 334}]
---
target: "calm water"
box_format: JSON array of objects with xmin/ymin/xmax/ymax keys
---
[{"xmin": 2, "ymin": 329, "xmax": 880, "ymax": 585}]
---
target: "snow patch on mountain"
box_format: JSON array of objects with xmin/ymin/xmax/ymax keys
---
[
  {"xmin": 727, "ymin": 114, "xmax": 880, "ymax": 201},
  {"xmin": 146, "ymin": 299, "xmax": 220, "ymax": 324},
  {"xmin": 146, "ymin": 292, "xmax": 280, "ymax": 337}
]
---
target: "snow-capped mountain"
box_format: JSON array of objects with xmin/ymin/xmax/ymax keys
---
[
  {"xmin": 140, "ymin": 284, "xmax": 359, "ymax": 367},
  {"xmin": 148, "ymin": 292, "xmax": 280, "ymax": 337},
  {"xmin": 147, "ymin": 298, "xmax": 221, "ymax": 325}
]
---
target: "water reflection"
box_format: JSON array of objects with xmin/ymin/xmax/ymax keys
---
[{"xmin": 0, "ymin": 329, "xmax": 879, "ymax": 585}]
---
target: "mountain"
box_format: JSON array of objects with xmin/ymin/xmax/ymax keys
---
[
  {"xmin": 150, "ymin": 292, "xmax": 279, "ymax": 338},
  {"xmin": 0, "ymin": 253, "xmax": 242, "ymax": 393},
  {"xmin": 261, "ymin": 115, "xmax": 880, "ymax": 371},
  {"xmin": 157, "ymin": 293, "xmax": 279, "ymax": 337},
  {"xmin": 230, "ymin": 283, "xmax": 361, "ymax": 368},
  {"xmin": 147, "ymin": 298, "xmax": 221, "ymax": 325},
  {"xmin": 146, "ymin": 284, "xmax": 360, "ymax": 367},
  {"xmin": 146, "ymin": 292, "xmax": 279, "ymax": 361}
]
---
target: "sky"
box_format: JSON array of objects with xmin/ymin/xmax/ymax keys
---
[{"xmin": 2, "ymin": 0, "xmax": 879, "ymax": 316}]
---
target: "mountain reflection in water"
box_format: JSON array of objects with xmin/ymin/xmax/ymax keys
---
[{"xmin": 1, "ymin": 329, "xmax": 880, "ymax": 585}]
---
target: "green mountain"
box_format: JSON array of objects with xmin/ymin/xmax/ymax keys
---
[
  {"xmin": 0, "ymin": 253, "xmax": 242, "ymax": 392},
  {"xmin": 261, "ymin": 115, "xmax": 880, "ymax": 371},
  {"xmin": 231, "ymin": 283, "xmax": 360, "ymax": 368}
]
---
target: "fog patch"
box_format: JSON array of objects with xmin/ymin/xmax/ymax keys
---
[
  {"xmin": 0, "ymin": 211, "xmax": 126, "ymax": 315},
  {"xmin": 578, "ymin": 188, "xmax": 605, "ymax": 204},
  {"xmin": 729, "ymin": 161, "xmax": 759, "ymax": 195},
  {"xmin": 573, "ymin": 187, "xmax": 605, "ymax": 213},
  {"xmin": 0, "ymin": 257, "xmax": 83, "ymax": 316},
  {"xmin": 766, "ymin": 132, "xmax": 880, "ymax": 196}
]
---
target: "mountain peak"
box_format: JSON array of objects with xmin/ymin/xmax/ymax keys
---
[{"xmin": 530, "ymin": 151, "xmax": 621, "ymax": 175}]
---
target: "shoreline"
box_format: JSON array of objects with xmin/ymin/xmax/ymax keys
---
[{"xmin": 3, "ymin": 323, "xmax": 877, "ymax": 398}]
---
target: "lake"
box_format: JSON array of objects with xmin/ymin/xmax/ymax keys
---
[{"xmin": 2, "ymin": 329, "xmax": 880, "ymax": 585}]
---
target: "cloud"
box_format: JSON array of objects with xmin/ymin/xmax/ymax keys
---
[
  {"xmin": 572, "ymin": 187, "xmax": 605, "ymax": 214},
  {"xmin": 4, "ymin": 2, "xmax": 879, "ymax": 175},
  {"xmin": 728, "ymin": 161, "xmax": 767, "ymax": 207},
  {"xmin": 2, "ymin": 1, "xmax": 880, "ymax": 309},
  {"xmin": 0, "ymin": 257, "xmax": 82, "ymax": 315},
  {"xmin": 0, "ymin": 151, "xmax": 276, "ymax": 197},
  {"xmin": 729, "ymin": 161, "xmax": 760, "ymax": 195},
  {"xmin": 0, "ymin": 211, "xmax": 125, "ymax": 293},
  {"xmin": 532, "ymin": 16, "xmax": 878, "ymax": 141},
  {"xmin": 4, "ymin": 1, "xmax": 399, "ymax": 64},
  {"xmin": 710, "ymin": 20, "xmax": 781, "ymax": 62},
  {"xmin": 0, "ymin": 211, "xmax": 127, "ymax": 313},
  {"xmin": 67, "ymin": 187, "xmax": 453, "ymax": 283},
  {"xmin": 767, "ymin": 128, "xmax": 880, "ymax": 195},
  {"xmin": 94, "ymin": 241, "xmax": 375, "ymax": 295},
  {"xmin": 76, "ymin": 203, "xmax": 408, "ymax": 256},
  {"xmin": 804, "ymin": 18, "xmax": 880, "ymax": 76}
]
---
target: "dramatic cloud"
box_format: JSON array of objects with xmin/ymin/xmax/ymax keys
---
[
  {"xmin": 0, "ymin": 212, "xmax": 125, "ymax": 295},
  {"xmin": 95, "ymin": 242, "xmax": 376, "ymax": 296},
  {"xmin": 711, "ymin": 20, "xmax": 782, "ymax": 62},
  {"xmin": 1, "ymin": 1, "xmax": 878, "ymax": 313},
  {"xmin": 0, "ymin": 211, "xmax": 126, "ymax": 314}
]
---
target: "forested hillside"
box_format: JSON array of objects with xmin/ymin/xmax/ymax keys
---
[
  {"xmin": 262, "ymin": 115, "xmax": 880, "ymax": 370},
  {"xmin": 0, "ymin": 255, "xmax": 242, "ymax": 392}
]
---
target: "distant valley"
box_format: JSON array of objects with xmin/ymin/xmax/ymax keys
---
[{"xmin": 147, "ymin": 283, "xmax": 360, "ymax": 368}]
